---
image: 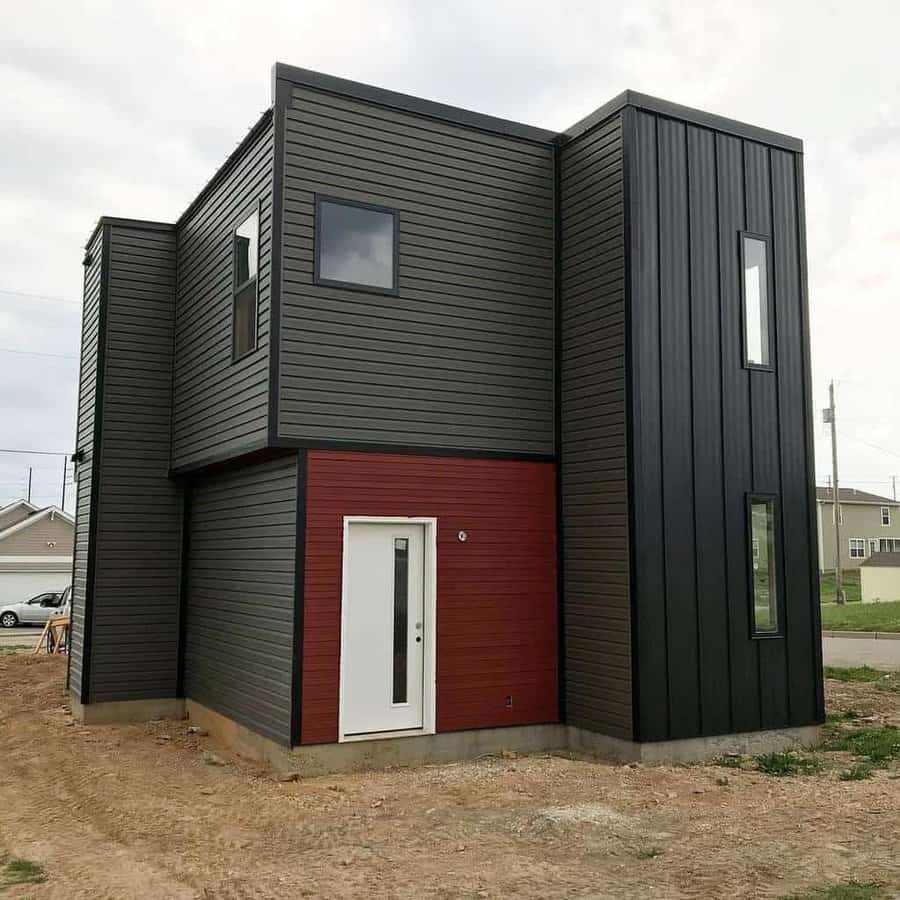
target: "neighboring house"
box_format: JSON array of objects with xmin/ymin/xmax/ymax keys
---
[
  {"xmin": 67, "ymin": 64, "xmax": 823, "ymax": 764},
  {"xmin": 815, "ymin": 487, "xmax": 900, "ymax": 572},
  {"xmin": 860, "ymin": 552, "xmax": 900, "ymax": 603},
  {"xmin": 0, "ymin": 500, "xmax": 74, "ymax": 606}
]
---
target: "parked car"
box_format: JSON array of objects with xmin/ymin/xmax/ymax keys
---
[{"xmin": 0, "ymin": 588, "xmax": 69, "ymax": 628}]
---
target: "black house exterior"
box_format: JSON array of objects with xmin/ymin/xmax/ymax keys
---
[{"xmin": 67, "ymin": 64, "xmax": 823, "ymax": 765}]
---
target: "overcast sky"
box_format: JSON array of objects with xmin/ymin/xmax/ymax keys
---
[{"xmin": 2, "ymin": 0, "xmax": 898, "ymax": 510}]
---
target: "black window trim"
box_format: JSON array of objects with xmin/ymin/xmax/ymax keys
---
[
  {"xmin": 746, "ymin": 491, "xmax": 784, "ymax": 640},
  {"xmin": 313, "ymin": 193, "xmax": 400, "ymax": 296},
  {"xmin": 739, "ymin": 230, "xmax": 775, "ymax": 372},
  {"xmin": 231, "ymin": 199, "xmax": 261, "ymax": 364}
]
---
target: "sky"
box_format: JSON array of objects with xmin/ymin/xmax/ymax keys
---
[{"xmin": 1, "ymin": 0, "xmax": 899, "ymax": 510}]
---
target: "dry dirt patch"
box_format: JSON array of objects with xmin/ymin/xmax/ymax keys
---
[{"xmin": 0, "ymin": 655, "xmax": 899, "ymax": 899}]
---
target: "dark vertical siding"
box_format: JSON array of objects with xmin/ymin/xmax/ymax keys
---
[
  {"xmin": 302, "ymin": 451, "xmax": 558, "ymax": 744},
  {"xmin": 68, "ymin": 227, "xmax": 104, "ymax": 698},
  {"xmin": 172, "ymin": 115, "xmax": 274, "ymax": 469},
  {"xmin": 89, "ymin": 225, "xmax": 183, "ymax": 700},
  {"xmin": 628, "ymin": 111, "xmax": 668, "ymax": 741},
  {"xmin": 627, "ymin": 110, "xmax": 820, "ymax": 740},
  {"xmin": 185, "ymin": 456, "xmax": 297, "ymax": 744},
  {"xmin": 559, "ymin": 113, "xmax": 632, "ymax": 740},
  {"xmin": 277, "ymin": 84, "xmax": 555, "ymax": 455}
]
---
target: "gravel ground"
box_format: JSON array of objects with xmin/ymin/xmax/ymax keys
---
[{"xmin": 0, "ymin": 655, "xmax": 899, "ymax": 899}]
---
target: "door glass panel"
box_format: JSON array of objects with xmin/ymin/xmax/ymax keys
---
[{"xmin": 392, "ymin": 538, "xmax": 409, "ymax": 704}]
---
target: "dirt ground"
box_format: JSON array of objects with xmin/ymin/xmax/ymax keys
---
[{"xmin": 1, "ymin": 656, "xmax": 899, "ymax": 899}]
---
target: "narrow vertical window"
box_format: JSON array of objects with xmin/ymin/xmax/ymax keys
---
[
  {"xmin": 881, "ymin": 506, "xmax": 891, "ymax": 526},
  {"xmin": 232, "ymin": 207, "xmax": 259, "ymax": 361},
  {"xmin": 741, "ymin": 233, "xmax": 772, "ymax": 368},
  {"xmin": 749, "ymin": 496, "xmax": 779, "ymax": 635},
  {"xmin": 392, "ymin": 538, "xmax": 409, "ymax": 704}
]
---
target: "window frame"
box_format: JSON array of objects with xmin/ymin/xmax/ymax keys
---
[
  {"xmin": 881, "ymin": 506, "xmax": 891, "ymax": 527},
  {"xmin": 746, "ymin": 492, "xmax": 783, "ymax": 639},
  {"xmin": 313, "ymin": 194, "xmax": 400, "ymax": 296},
  {"xmin": 231, "ymin": 199, "xmax": 261, "ymax": 364},
  {"xmin": 739, "ymin": 231, "xmax": 775, "ymax": 372},
  {"xmin": 849, "ymin": 538, "xmax": 866, "ymax": 560}
]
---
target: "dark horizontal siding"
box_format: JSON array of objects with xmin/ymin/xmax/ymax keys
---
[
  {"xmin": 185, "ymin": 455, "xmax": 298, "ymax": 745},
  {"xmin": 172, "ymin": 117, "xmax": 274, "ymax": 469},
  {"xmin": 627, "ymin": 110, "xmax": 821, "ymax": 741},
  {"xmin": 559, "ymin": 113, "xmax": 632, "ymax": 741},
  {"xmin": 68, "ymin": 227, "xmax": 104, "ymax": 698},
  {"xmin": 277, "ymin": 84, "xmax": 555, "ymax": 455},
  {"xmin": 88, "ymin": 226, "xmax": 183, "ymax": 701}
]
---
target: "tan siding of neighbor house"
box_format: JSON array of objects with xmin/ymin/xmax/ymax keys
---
[
  {"xmin": 0, "ymin": 515, "xmax": 74, "ymax": 556},
  {"xmin": 818, "ymin": 502, "xmax": 900, "ymax": 570},
  {"xmin": 860, "ymin": 566, "xmax": 900, "ymax": 603},
  {"xmin": 0, "ymin": 505, "xmax": 36, "ymax": 532}
]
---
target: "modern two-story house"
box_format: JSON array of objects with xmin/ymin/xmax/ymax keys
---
[
  {"xmin": 67, "ymin": 63, "xmax": 823, "ymax": 767},
  {"xmin": 815, "ymin": 487, "xmax": 900, "ymax": 571}
]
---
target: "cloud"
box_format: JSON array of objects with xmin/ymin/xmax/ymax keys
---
[{"xmin": 1, "ymin": 0, "xmax": 899, "ymax": 507}]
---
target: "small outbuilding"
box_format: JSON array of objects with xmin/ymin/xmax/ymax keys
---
[{"xmin": 860, "ymin": 552, "xmax": 900, "ymax": 603}]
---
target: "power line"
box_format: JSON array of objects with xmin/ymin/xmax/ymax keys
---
[
  {"xmin": 0, "ymin": 448, "xmax": 71, "ymax": 456},
  {"xmin": 0, "ymin": 347, "xmax": 77, "ymax": 361},
  {"xmin": 0, "ymin": 288, "xmax": 80, "ymax": 306},
  {"xmin": 839, "ymin": 431, "xmax": 900, "ymax": 462}
]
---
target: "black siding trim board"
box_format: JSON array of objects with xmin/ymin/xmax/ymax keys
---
[
  {"xmin": 176, "ymin": 483, "xmax": 191, "ymax": 697},
  {"xmin": 795, "ymin": 155, "xmax": 825, "ymax": 722},
  {"xmin": 268, "ymin": 79, "xmax": 289, "ymax": 445},
  {"xmin": 290, "ymin": 450, "xmax": 307, "ymax": 746},
  {"xmin": 81, "ymin": 223, "xmax": 111, "ymax": 704}
]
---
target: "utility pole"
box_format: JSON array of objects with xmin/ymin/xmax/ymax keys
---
[
  {"xmin": 26, "ymin": 466, "xmax": 32, "ymax": 504},
  {"xmin": 60, "ymin": 457, "xmax": 67, "ymax": 510},
  {"xmin": 823, "ymin": 381, "xmax": 844, "ymax": 605},
  {"xmin": 893, "ymin": 475, "xmax": 897, "ymax": 502}
]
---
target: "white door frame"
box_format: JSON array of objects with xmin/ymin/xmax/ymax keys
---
[{"xmin": 338, "ymin": 516, "xmax": 437, "ymax": 743}]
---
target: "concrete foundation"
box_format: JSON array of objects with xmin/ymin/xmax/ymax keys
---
[
  {"xmin": 70, "ymin": 692, "xmax": 185, "ymax": 725},
  {"xmin": 74, "ymin": 694, "xmax": 821, "ymax": 774},
  {"xmin": 567, "ymin": 724, "xmax": 822, "ymax": 765}
]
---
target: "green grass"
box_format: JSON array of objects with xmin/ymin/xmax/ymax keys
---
[
  {"xmin": 839, "ymin": 763, "xmax": 876, "ymax": 781},
  {"xmin": 0, "ymin": 853, "xmax": 46, "ymax": 891},
  {"xmin": 0, "ymin": 646, "xmax": 30, "ymax": 656},
  {"xmin": 820, "ymin": 599, "xmax": 900, "ymax": 633},
  {"xmin": 822, "ymin": 725, "xmax": 900, "ymax": 765},
  {"xmin": 781, "ymin": 881, "xmax": 885, "ymax": 900},
  {"xmin": 755, "ymin": 751, "xmax": 823, "ymax": 777},
  {"xmin": 636, "ymin": 846, "xmax": 663, "ymax": 859},
  {"xmin": 824, "ymin": 667, "xmax": 900, "ymax": 693},
  {"xmin": 714, "ymin": 755, "xmax": 743, "ymax": 768},
  {"xmin": 820, "ymin": 570, "xmax": 862, "ymax": 605},
  {"xmin": 826, "ymin": 709, "xmax": 862, "ymax": 722}
]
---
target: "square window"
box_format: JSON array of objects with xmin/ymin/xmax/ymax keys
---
[
  {"xmin": 741, "ymin": 233, "xmax": 773, "ymax": 369},
  {"xmin": 232, "ymin": 207, "xmax": 259, "ymax": 361},
  {"xmin": 315, "ymin": 197, "xmax": 398, "ymax": 293},
  {"xmin": 849, "ymin": 539, "xmax": 866, "ymax": 559},
  {"xmin": 748, "ymin": 496, "xmax": 779, "ymax": 636}
]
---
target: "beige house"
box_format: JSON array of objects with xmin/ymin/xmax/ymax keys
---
[
  {"xmin": 816, "ymin": 487, "xmax": 900, "ymax": 572},
  {"xmin": 0, "ymin": 501, "xmax": 74, "ymax": 606},
  {"xmin": 860, "ymin": 552, "xmax": 900, "ymax": 603}
]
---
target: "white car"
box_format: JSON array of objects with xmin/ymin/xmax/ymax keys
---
[{"xmin": 0, "ymin": 587, "xmax": 70, "ymax": 628}]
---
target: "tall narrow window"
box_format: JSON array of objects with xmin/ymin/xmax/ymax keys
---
[
  {"xmin": 881, "ymin": 506, "xmax": 891, "ymax": 526},
  {"xmin": 392, "ymin": 538, "xmax": 409, "ymax": 704},
  {"xmin": 232, "ymin": 207, "xmax": 259, "ymax": 361},
  {"xmin": 741, "ymin": 233, "xmax": 772, "ymax": 368},
  {"xmin": 749, "ymin": 496, "xmax": 779, "ymax": 635}
]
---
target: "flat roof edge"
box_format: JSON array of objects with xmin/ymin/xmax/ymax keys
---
[
  {"xmin": 83, "ymin": 216, "xmax": 175, "ymax": 252},
  {"xmin": 561, "ymin": 89, "xmax": 803, "ymax": 153},
  {"xmin": 272, "ymin": 62, "xmax": 558, "ymax": 145}
]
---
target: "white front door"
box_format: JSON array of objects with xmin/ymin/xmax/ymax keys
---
[{"xmin": 342, "ymin": 522, "xmax": 426, "ymax": 738}]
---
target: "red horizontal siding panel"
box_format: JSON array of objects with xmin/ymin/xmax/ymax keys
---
[{"xmin": 301, "ymin": 451, "xmax": 558, "ymax": 744}]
